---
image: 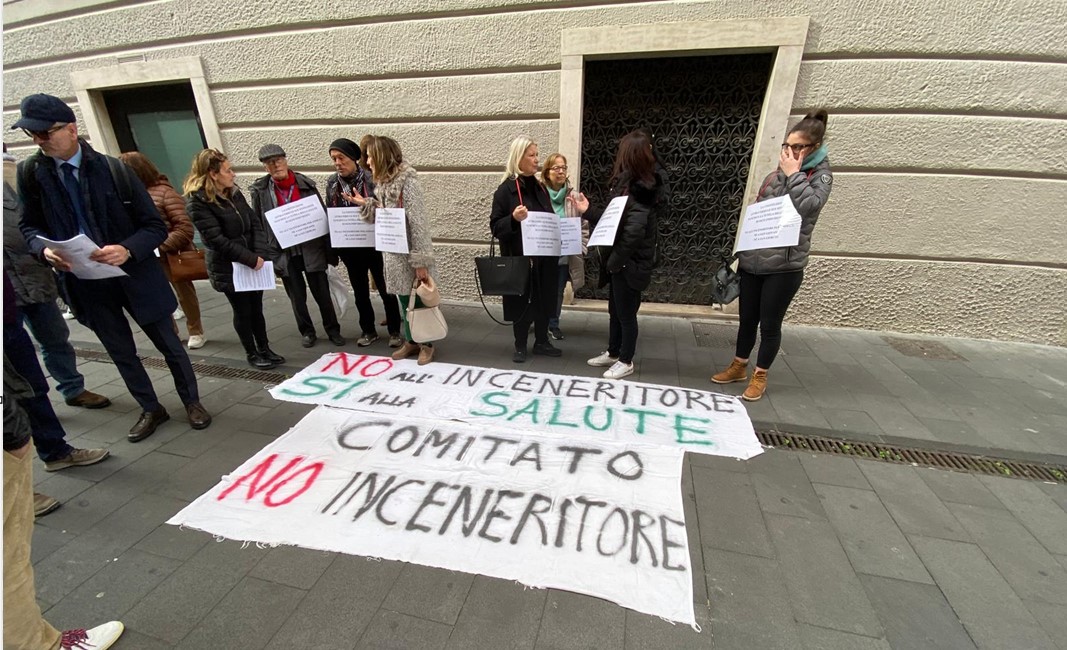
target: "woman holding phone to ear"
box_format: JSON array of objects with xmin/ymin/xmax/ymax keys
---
[{"xmin": 711, "ymin": 109, "xmax": 834, "ymax": 401}]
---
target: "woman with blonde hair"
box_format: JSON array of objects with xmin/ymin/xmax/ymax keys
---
[
  {"xmin": 184, "ymin": 149, "xmax": 283, "ymax": 370},
  {"xmin": 540, "ymin": 153, "xmax": 587, "ymax": 341},
  {"xmin": 489, "ymin": 136, "xmax": 560, "ymax": 363},
  {"xmin": 120, "ymin": 151, "xmax": 206, "ymax": 350},
  {"xmin": 358, "ymin": 136, "xmax": 437, "ymax": 365}
]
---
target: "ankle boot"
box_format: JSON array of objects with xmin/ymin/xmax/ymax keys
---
[
  {"xmin": 247, "ymin": 352, "xmax": 277, "ymax": 370},
  {"xmin": 711, "ymin": 359, "xmax": 749, "ymax": 384},
  {"xmin": 259, "ymin": 346, "xmax": 285, "ymax": 364},
  {"xmin": 742, "ymin": 369, "xmax": 768, "ymax": 401}
]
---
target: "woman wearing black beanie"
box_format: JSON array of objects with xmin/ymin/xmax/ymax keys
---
[{"xmin": 325, "ymin": 137, "xmax": 403, "ymax": 348}]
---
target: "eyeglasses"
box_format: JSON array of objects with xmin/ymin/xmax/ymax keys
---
[
  {"xmin": 782, "ymin": 143, "xmax": 814, "ymax": 154},
  {"xmin": 22, "ymin": 124, "xmax": 66, "ymax": 141},
  {"xmin": 549, "ymin": 165, "xmax": 568, "ymax": 172}
]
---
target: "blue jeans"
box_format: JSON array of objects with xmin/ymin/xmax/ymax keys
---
[
  {"xmin": 21, "ymin": 300, "xmax": 84, "ymax": 400},
  {"xmin": 4, "ymin": 318, "xmax": 74, "ymax": 462},
  {"xmin": 548, "ymin": 262, "xmax": 569, "ymax": 329}
]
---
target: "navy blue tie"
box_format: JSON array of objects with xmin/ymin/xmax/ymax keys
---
[{"xmin": 60, "ymin": 162, "xmax": 93, "ymax": 239}]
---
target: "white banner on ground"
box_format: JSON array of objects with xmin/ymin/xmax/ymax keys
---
[
  {"xmin": 264, "ymin": 195, "xmax": 329, "ymax": 249},
  {"xmin": 269, "ymin": 353, "xmax": 762, "ymax": 459},
  {"xmin": 734, "ymin": 195, "xmax": 802, "ymax": 252},
  {"xmin": 168, "ymin": 406, "xmax": 696, "ymax": 626}
]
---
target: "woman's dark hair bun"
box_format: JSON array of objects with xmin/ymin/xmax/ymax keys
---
[{"xmin": 805, "ymin": 109, "xmax": 829, "ymax": 125}]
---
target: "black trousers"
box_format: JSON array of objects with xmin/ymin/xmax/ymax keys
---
[
  {"xmin": 224, "ymin": 290, "xmax": 270, "ymax": 354},
  {"xmin": 735, "ymin": 269, "xmax": 804, "ymax": 369},
  {"xmin": 82, "ymin": 280, "xmax": 199, "ymax": 411},
  {"xmin": 282, "ymin": 255, "xmax": 339, "ymax": 338},
  {"xmin": 337, "ymin": 249, "xmax": 402, "ymax": 336},
  {"xmin": 607, "ymin": 276, "xmax": 642, "ymax": 364},
  {"xmin": 511, "ymin": 256, "xmax": 558, "ymax": 350}
]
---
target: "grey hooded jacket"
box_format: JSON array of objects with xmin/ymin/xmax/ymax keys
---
[
  {"xmin": 3, "ymin": 183, "xmax": 57, "ymax": 306},
  {"xmin": 736, "ymin": 159, "xmax": 832, "ymax": 274}
]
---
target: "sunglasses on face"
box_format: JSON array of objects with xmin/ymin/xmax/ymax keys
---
[{"xmin": 22, "ymin": 124, "xmax": 66, "ymax": 141}]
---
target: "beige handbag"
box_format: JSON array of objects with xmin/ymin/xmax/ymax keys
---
[
  {"xmin": 407, "ymin": 276, "xmax": 448, "ymax": 342},
  {"xmin": 414, "ymin": 274, "xmax": 442, "ymax": 307}
]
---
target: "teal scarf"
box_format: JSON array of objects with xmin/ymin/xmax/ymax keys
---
[
  {"xmin": 546, "ymin": 184, "xmax": 567, "ymax": 218},
  {"xmin": 802, "ymin": 145, "xmax": 828, "ymax": 171}
]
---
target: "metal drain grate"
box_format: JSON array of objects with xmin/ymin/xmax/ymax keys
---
[
  {"xmin": 882, "ymin": 336, "xmax": 966, "ymax": 361},
  {"xmin": 757, "ymin": 430, "xmax": 1066, "ymax": 482},
  {"xmin": 75, "ymin": 349, "xmax": 292, "ymax": 384}
]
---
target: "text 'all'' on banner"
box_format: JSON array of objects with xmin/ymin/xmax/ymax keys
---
[
  {"xmin": 168, "ymin": 406, "xmax": 696, "ymax": 626},
  {"xmin": 269, "ymin": 352, "xmax": 762, "ymax": 459}
]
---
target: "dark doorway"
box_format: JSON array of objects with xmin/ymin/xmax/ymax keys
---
[
  {"xmin": 579, "ymin": 53, "xmax": 773, "ymax": 305},
  {"xmin": 102, "ymin": 83, "xmax": 207, "ymax": 190}
]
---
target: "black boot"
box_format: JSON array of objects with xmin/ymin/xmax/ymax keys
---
[
  {"xmin": 259, "ymin": 346, "xmax": 285, "ymax": 365},
  {"xmin": 247, "ymin": 351, "xmax": 277, "ymax": 370}
]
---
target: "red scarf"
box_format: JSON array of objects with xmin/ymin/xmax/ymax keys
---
[{"xmin": 273, "ymin": 171, "xmax": 300, "ymax": 205}]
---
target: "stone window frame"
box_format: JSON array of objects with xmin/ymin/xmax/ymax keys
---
[
  {"xmin": 558, "ymin": 16, "xmax": 809, "ymax": 206},
  {"xmin": 69, "ymin": 56, "xmax": 223, "ymax": 156}
]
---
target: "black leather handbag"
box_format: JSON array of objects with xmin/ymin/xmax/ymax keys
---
[
  {"xmin": 475, "ymin": 238, "xmax": 530, "ymax": 296},
  {"xmin": 711, "ymin": 258, "xmax": 741, "ymax": 308}
]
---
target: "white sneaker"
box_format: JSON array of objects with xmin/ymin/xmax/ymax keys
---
[
  {"xmin": 173, "ymin": 307, "xmax": 185, "ymax": 320},
  {"xmin": 587, "ymin": 351, "xmax": 618, "ymax": 367},
  {"xmin": 59, "ymin": 621, "xmax": 124, "ymax": 649},
  {"xmin": 62, "ymin": 308, "xmax": 75, "ymax": 320},
  {"xmin": 187, "ymin": 334, "xmax": 206, "ymax": 350},
  {"xmin": 603, "ymin": 361, "xmax": 634, "ymax": 380}
]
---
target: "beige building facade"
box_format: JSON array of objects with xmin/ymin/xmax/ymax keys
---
[{"xmin": 3, "ymin": 0, "xmax": 1065, "ymax": 345}]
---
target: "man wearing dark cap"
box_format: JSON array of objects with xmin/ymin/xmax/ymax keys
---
[
  {"xmin": 249, "ymin": 144, "xmax": 343, "ymax": 347},
  {"xmin": 12, "ymin": 93, "xmax": 211, "ymax": 442},
  {"xmin": 325, "ymin": 137, "xmax": 402, "ymax": 347}
]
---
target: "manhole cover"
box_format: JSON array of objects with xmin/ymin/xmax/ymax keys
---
[
  {"xmin": 882, "ymin": 336, "xmax": 966, "ymax": 361},
  {"xmin": 692, "ymin": 322, "xmax": 737, "ymax": 349}
]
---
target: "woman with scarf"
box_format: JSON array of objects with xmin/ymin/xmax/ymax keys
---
[
  {"xmin": 570, "ymin": 130, "xmax": 668, "ymax": 380},
  {"xmin": 184, "ymin": 149, "xmax": 283, "ymax": 370},
  {"xmin": 489, "ymin": 137, "xmax": 561, "ymax": 363},
  {"xmin": 358, "ymin": 136, "xmax": 438, "ymax": 365},
  {"xmin": 711, "ymin": 110, "xmax": 834, "ymax": 401},
  {"xmin": 541, "ymin": 153, "xmax": 587, "ymax": 341}
]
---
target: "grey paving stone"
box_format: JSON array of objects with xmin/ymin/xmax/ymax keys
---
[
  {"xmin": 535, "ymin": 589, "xmax": 625, "ymax": 650},
  {"xmin": 32, "ymin": 472, "xmax": 95, "ymax": 504},
  {"xmin": 911, "ymin": 536, "xmax": 1057, "ymax": 650},
  {"xmin": 915, "ymin": 468, "xmax": 1005, "ymax": 509},
  {"xmin": 680, "ymin": 460, "xmax": 708, "ymax": 605},
  {"xmin": 691, "ymin": 466, "xmax": 774, "ymax": 558},
  {"xmin": 798, "ymin": 453, "xmax": 871, "ymax": 490},
  {"xmin": 1039, "ymin": 481, "xmax": 1067, "ymax": 514},
  {"xmin": 178, "ymin": 576, "xmax": 306, "ymax": 649},
  {"xmin": 857, "ymin": 462, "xmax": 971, "ymax": 542},
  {"xmin": 381, "ymin": 564, "xmax": 474, "ymax": 626},
  {"xmin": 41, "ymin": 549, "xmax": 182, "ymax": 633},
  {"xmin": 123, "ymin": 540, "xmax": 268, "ymax": 644},
  {"xmin": 860, "ymin": 574, "xmax": 976, "ymax": 650},
  {"xmin": 762, "ymin": 389, "xmax": 832, "ymax": 430},
  {"xmin": 250, "ymin": 545, "xmax": 335, "ymax": 590},
  {"xmin": 111, "ymin": 629, "xmax": 174, "ymax": 649},
  {"xmin": 152, "ymin": 431, "xmax": 277, "ymax": 502},
  {"xmin": 687, "ymin": 452, "xmax": 748, "ymax": 472},
  {"xmin": 946, "ymin": 503, "xmax": 1067, "ymax": 606},
  {"xmin": 31, "ymin": 524, "xmax": 77, "ymax": 566},
  {"xmin": 796, "ymin": 624, "xmax": 890, "ymax": 649},
  {"xmin": 446, "ymin": 576, "xmax": 545, "ymax": 650},
  {"xmin": 978, "ymin": 476, "xmax": 1067, "ymax": 555},
  {"xmin": 820, "ymin": 408, "xmax": 886, "ymax": 437},
  {"xmin": 133, "ymin": 525, "xmax": 212, "ymax": 562},
  {"xmin": 748, "ymin": 451, "xmax": 827, "ymax": 521},
  {"xmin": 265, "ymin": 556, "xmax": 402, "ymax": 650},
  {"xmin": 1023, "ymin": 600, "xmax": 1067, "ymax": 650},
  {"xmin": 624, "ymin": 606, "xmax": 711, "ymax": 650},
  {"xmin": 765, "ymin": 513, "xmax": 883, "ymax": 637},
  {"xmin": 355, "ymin": 609, "xmax": 452, "ymax": 650},
  {"xmin": 703, "ymin": 548, "xmax": 802, "ymax": 649},
  {"xmin": 862, "ymin": 403, "xmax": 941, "ymax": 441},
  {"xmin": 814, "ymin": 484, "xmax": 932, "ymax": 584}
]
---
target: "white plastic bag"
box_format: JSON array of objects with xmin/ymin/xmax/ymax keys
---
[{"xmin": 327, "ymin": 266, "xmax": 350, "ymax": 319}]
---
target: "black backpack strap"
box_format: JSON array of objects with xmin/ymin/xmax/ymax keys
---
[{"xmin": 104, "ymin": 155, "xmax": 133, "ymax": 207}]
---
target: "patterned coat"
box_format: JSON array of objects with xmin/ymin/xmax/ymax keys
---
[{"xmin": 359, "ymin": 163, "xmax": 435, "ymax": 295}]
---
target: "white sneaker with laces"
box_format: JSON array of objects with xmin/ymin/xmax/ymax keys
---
[
  {"xmin": 603, "ymin": 361, "xmax": 634, "ymax": 380},
  {"xmin": 187, "ymin": 334, "xmax": 206, "ymax": 350},
  {"xmin": 173, "ymin": 307, "xmax": 185, "ymax": 321},
  {"xmin": 59, "ymin": 621, "xmax": 124, "ymax": 650},
  {"xmin": 587, "ymin": 351, "xmax": 618, "ymax": 367}
]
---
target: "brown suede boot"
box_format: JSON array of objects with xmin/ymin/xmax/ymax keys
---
[
  {"xmin": 711, "ymin": 359, "xmax": 749, "ymax": 384},
  {"xmin": 742, "ymin": 369, "xmax": 768, "ymax": 401},
  {"xmin": 417, "ymin": 344, "xmax": 435, "ymax": 366},
  {"xmin": 391, "ymin": 341, "xmax": 420, "ymax": 360}
]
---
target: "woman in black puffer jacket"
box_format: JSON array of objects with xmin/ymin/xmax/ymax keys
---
[
  {"xmin": 184, "ymin": 149, "xmax": 284, "ymax": 370},
  {"xmin": 712, "ymin": 110, "xmax": 833, "ymax": 401},
  {"xmin": 571, "ymin": 129, "xmax": 668, "ymax": 380}
]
